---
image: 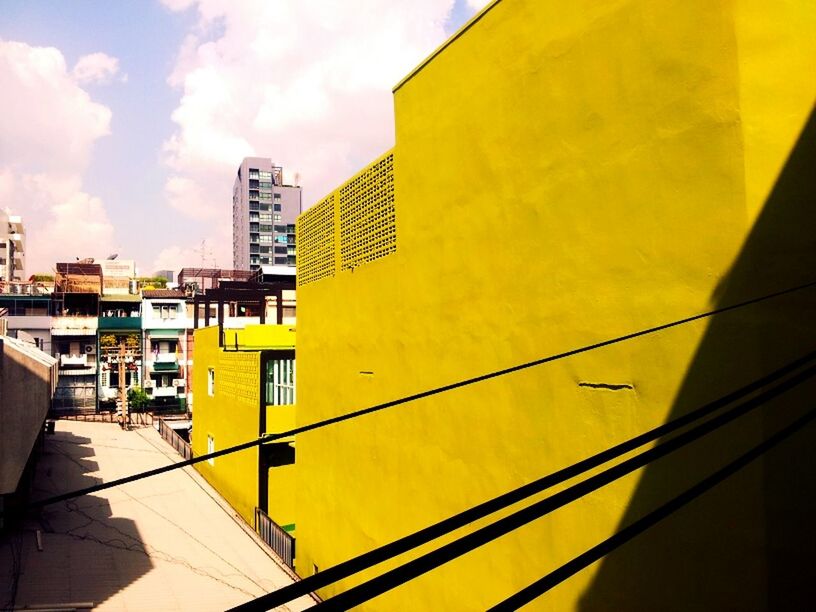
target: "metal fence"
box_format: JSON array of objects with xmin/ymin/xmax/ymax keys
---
[
  {"xmin": 157, "ymin": 417, "xmax": 193, "ymax": 460},
  {"xmin": 255, "ymin": 507, "xmax": 295, "ymax": 569}
]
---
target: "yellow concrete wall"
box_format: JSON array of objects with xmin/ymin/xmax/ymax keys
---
[
  {"xmin": 192, "ymin": 324, "xmax": 296, "ymax": 527},
  {"xmin": 295, "ymin": 1, "xmax": 816, "ymax": 609},
  {"xmin": 266, "ymin": 403, "xmax": 297, "ymax": 532},
  {"xmin": 191, "ymin": 326, "xmax": 261, "ymax": 525}
]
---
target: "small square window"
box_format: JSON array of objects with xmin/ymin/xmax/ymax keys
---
[
  {"xmin": 207, "ymin": 435, "xmax": 215, "ymax": 465},
  {"xmin": 207, "ymin": 368, "xmax": 215, "ymax": 396}
]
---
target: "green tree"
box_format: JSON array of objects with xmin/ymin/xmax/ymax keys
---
[{"xmin": 127, "ymin": 386, "xmax": 151, "ymax": 411}]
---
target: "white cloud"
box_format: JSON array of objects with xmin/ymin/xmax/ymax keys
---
[
  {"xmin": 160, "ymin": 0, "xmax": 458, "ymax": 266},
  {"xmin": 150, "ymin": 224, "xmax": 231, "ymax": 274},
  {"xmin": 72, "ymin": 52, "xmax": 126, "ymax": 84},
  {"xmin": 0, "ymin": 39, "xmax": 117, "ymax": 274},
  {"xmin": 466, "ymin": 0, "xmax": 492, "ymax": 11}
]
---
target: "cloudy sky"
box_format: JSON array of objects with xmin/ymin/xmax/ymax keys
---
[{"xmin": 0, "ymin": 0, "xmax": 489, "ymax": 276}]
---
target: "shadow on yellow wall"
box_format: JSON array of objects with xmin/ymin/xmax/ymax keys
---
[{"xmin": 577, "ymin": 107, "xmax": 816, "ymax": 611}]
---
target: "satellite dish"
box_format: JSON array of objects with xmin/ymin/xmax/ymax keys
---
[{"xmin": 107, "ymin": 253, "xmax": 118, "ymax": 260}]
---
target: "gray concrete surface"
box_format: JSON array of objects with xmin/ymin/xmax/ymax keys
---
[{"xmin": 0, "ymin": 420, "xmax": 314, "ymax": 611}]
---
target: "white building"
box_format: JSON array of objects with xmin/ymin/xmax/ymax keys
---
[
  {"xmin": 142, "ymin": 289, "xmax": 191, "ymax": 412},
  {"xmin": 0, "ymin": 211, "xmax": 25, "ymax": 283}
]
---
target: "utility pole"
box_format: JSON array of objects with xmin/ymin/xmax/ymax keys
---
[{"xmin": 118, "ymin": 339, "xmax": 129, "ymax": 429}]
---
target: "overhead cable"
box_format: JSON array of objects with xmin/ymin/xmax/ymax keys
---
[
  {"xmin": 229, "ymin": 349, "xmax": 816, "ymax": 611},
  {"xmin": 23, "ymin": 279, "xmax": 816, "ymax": 514}
]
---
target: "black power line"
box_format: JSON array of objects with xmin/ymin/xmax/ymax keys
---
[
  {"xmin": 303, "ymin": 364, "xmax": 816, "ymax": 611},
  {"xmin": 21, "ymin": 279, "xmax": 816, "ymax": 514},
  {"xmin": 228, "ymin": 349, "xmax": 816, "ymax": 611},
  {"xmin": 488, "ymin": 406, "xmax": 816, "ymax": 611}
]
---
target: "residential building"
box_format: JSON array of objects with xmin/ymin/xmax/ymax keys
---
[
  {"xmin": 51, "ymin": 263, "xmax": 101, "ymax": 413},
  {"xmin": 97, "ymin": 295, "xmax": 142, "ymax": 410},
  {"xmin": 142, "ymin": 289, "xmax": 190, "ymax": 413},
  {"xmin": 0, "ymin": 335, "xmax": 57, "ymax": 528},
  {"xmin": 190, "ymin": 270, "xmax": 298, "ymax": 562},
  {"xmin": 293, "ymin": 1, "xmax": 816, "ymax": 610},
  {"xmin": 232, "ymin": 158, "xmax": 301, "ymax": 272},
  {"xmin": 191, "ymin": 325, "xmax": 296, "ymax": 545},
  {"xmin": 0, "ymin": 281, "xmax": 52, "ymax": 353},
  {"xmin": 0, "ymin": 210, "xmax": 25, "ymax": 283}
]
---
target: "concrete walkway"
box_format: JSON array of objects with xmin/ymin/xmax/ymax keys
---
[{"xmin": 0, "ymin": 420, "xmax": 313, "ymax": 611}]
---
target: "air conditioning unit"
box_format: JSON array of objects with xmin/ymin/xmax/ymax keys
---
[{"xmin": 84, "ymin": 344, "xmax": 94, "ymax": 354}]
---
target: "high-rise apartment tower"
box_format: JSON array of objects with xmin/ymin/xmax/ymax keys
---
[{"xmin": 233, "ymin": 158, "xmax": 301, "ymax": 271}]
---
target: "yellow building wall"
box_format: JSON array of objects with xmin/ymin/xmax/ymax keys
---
[
  {"xmin": 295, "ymin": 1, "xmax": 816, "ymax": 610},
  {"xmin": 266, "ymin": 403, "xmax": 297, "ymax": 533},
  {"xmin": 192, "ymin": 324, "xmax": 296, "ymax": 528}
]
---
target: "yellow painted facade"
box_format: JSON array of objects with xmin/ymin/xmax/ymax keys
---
[
  {"xmin": 295, "ymin": 1, "xmax": 816, "ymax": 610},
  {"xmin": 192, "ymin": 325, "xmax": 297, "ymax": 531}
]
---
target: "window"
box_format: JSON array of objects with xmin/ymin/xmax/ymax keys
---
[
  {"xmin": 207, "ymin": 368, "xmax": 215, "ymax": 396},
  {"xmin": 249, "ymin": 190, "xmax": 260, "ymax": 198},
  {"xmin": 249, "ymin": 179, "xmax": 259, "ymax": 188},
  {"xmin": 249, "ymin": 212, "xmax": 259, "ymax": 221},
  {"xmin": 260, "ymin": 224, "xmax": 274, "ymax": 232},
  {"xmin": 249, "ymin": 202, "xmax": 260, "ymax": 211},
  {"xmin": 249, "ymin": 169, "xmax": 259, "ymax": 178},
  {"xmin": 260, "ymin": 257, "xmax": 270, "ymax": 264},
  {"xmin": 249, "ymin": 222, "xmax": 260, "ymax": 232},
  {"xmin": 273, "ymin": 193, "xmax": 281, "ymax": 200},
  {"xmin": 152, "ymin": 304, "xmax": 177, "ymax": 320},
  {"xmin": 266, "ymin": 358, "xmax": 295, "ymax": 405},
  {"xmin": 207, "ymin": 435, "xmax": 215, "ymax": 465},
  {"xmin": 260, "ymin": 203, "xmax": 271, "ymax": 212},
  {"xmin": 287, "ymin": 255, "xmax": 296, "ymax": 265},
  {"xmin": 259, "ymin": 170, "xmax": 272, "ymax": 180},
  {"xmin": 260, "ymin": 235, "xmax": 273, "ymax": 243},
  {"xmin": 259, "ymin": 181, "xmax": 273, "ymax": 189},
  {"xmin": 274, "ymin": 203, "xmax": 282, "ymax": 212},
  {"xmin": 274, "ymin": 246, "xmax": 287, "ymax": 254},
  {"xmin": 260, "ymin": 246, "xmax": 271, "ymax": 254},
  {"xmin": 274, "ymin": 235, "xmax": 287, "ymax": 244},
  {"xmin": 286, "ymin": 224, "xmax": 296, "ymax": 234},
  {"xmin": 259, "ymin": 192, "xmax": 272, "ymax": 201},
  {"xmin": 274, "ymin": 214, "xmax": 282, "ymax": 221},
  {"xmin": 260, "ymin": 213, "xmax": 273, "ymax": 222},
  {"xmin": 250, "ymin": 234, "xmax": 260, "ymax": 243},
  {"xmin": 250, "ymin": 244, "xmax": 260, "ymax": 254},
  {"xmin": 275, "ymin": 256, "xmax": 288, "ymax": 264},
  {"xmin": 274, "ymin": 224, "xmax": 287, "ymax": 232}
]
